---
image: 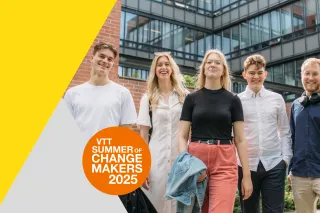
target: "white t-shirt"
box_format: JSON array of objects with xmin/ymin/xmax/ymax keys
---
[{"xmin": 64, "ymin": 81, "xmax": 137, "ymax": 139}]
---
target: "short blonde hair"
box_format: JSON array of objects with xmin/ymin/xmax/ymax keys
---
[
  {"xmin": 147, "ymin": 54, "xmax": 186, "ymax": 109},
  {"xmin": 301, "ymin": 58, "xmax": 320, "ymax": 73},
  {"xmin": 197, "ymin": 49, "xmax": 231, "ymax": 91},
  {"xmin": 244, "ymin": 54, "xmax": 266, "ymax": 71}
]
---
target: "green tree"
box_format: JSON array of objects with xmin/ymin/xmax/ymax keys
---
[{"xmin": 183, "ymin": 74, "xmax": 197, "ymax": 88}]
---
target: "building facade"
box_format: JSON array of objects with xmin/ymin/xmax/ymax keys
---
[{"xmin": 69, "ymin": 0, "xmax": 320, "ymax": 114}]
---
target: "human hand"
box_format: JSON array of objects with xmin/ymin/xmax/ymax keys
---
[
  {"xmin": 287, "ymin": 174, "xmax": 292, "ymax": 186},
  {"xmin": 142, "ymin": 177, "xmax": 150, "ymax": 190},
  {"xmin": 241, "ymin": 176, "xmax": 253, "ymax": 200},
  {"xmin": 197, "ymin": 171, "xmax": 207, "ymax": 182}
]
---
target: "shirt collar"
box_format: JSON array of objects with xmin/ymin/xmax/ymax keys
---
[{"xmin": 244, "ymin": 86, "xmax": 266, "ymax": 98}]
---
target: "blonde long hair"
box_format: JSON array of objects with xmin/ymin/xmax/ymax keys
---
[
  {"xmin": 197, "ymin": 49, "xmax": 231, "ymax": 91},
  {"xmin": 147, "ymin": 54, "xmax": 186, "ymax": 109}
]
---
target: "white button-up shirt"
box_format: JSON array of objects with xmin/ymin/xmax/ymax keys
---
[{"xmin": 237, "ymin": 86, "xmax": 292, "ymax": 172}]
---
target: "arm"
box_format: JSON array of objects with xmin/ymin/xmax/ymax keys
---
[
  {"xmin": 178, "ymin": 94, "xmax": 193, "ymax": 152},
  {"xmin": 277, "ymin": 96, "xmax": 292, "ymax": 167},
  {"xmin": 178, "ymin": 121, "xmax": 191, "ymax": 153},
  {"xmin": 140, "ymin": 125, "xmax": 149, "ymax": 143},
  {"xmin": 233, "ymin": 121, "xmax": 250, "ymax": 178},
  {"xmin": 231, "ymin": 95, "xmax": 250, "ymax": 177},
  {"xmin": 63, "ymin": 90, "xmax": 76, "ymax": 118},
  {"xmin": 232, "ymin": 95, "xmax": 252, "ymax": 199},
  {"xmin": 120, "ymin": 124, "xmax": 133, "ymax": 129},
  {"xmin": 233, "ymin": 121, "xmax": 252, "ymax": 200},
  {"xmin": 120, "ymin": 90, "xmax": 137, "ymax": 126},
  {"xmin": 288, "ymin": 103, "xmax": 295, "ymax": 174},
  {"xmin": 137, "ymin": 94, "xmax": 151, "ymax": 144}
]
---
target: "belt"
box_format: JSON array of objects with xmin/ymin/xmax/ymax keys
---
[{"xmin": 191, "ymin": 139, "xmax": 233, "ymax": 145}]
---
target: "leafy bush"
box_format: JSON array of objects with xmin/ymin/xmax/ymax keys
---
[
  {"xmin": 183, "ymin": 74, "xmax": 197, "ymax": 88},
  {"xmin": 233, "ymin": 178, "xmax": 320, "ymax": 212}
]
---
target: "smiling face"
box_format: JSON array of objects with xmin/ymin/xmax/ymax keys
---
[
  {"xmin": 302, "ymin": 62, "xmax": 320, "ymax": 96},
  {"xmin": 242, "ymin": 55, "xmax": 267, "ymax": 93},
  {"xmin": 204, "ymin": 53, "xmax": 224, "ymax": 80},
  {"xmin": 155, "ymin": 56, "xmax": 173, "ymax": 81},
  {"xmin": 90, "ymin": 48, "xmax": 115, "ymax": 78},
  {"xmin": 243, "ymin": 64, "xmax": 268, "ymax": 93}
]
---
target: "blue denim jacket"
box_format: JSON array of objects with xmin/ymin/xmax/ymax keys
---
[{"xmin": 165, "ymin": 152, "xmax": 207, "ymax": 213}]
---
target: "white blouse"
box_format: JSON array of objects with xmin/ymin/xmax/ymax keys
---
[{"xmin": 137, "ymin": 91, "xmax": 185, "ymax": 213}]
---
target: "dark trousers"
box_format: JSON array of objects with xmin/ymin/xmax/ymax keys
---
[{"xmin": 238, "ymin": 160, "xmax": 287, "ymax": 213}]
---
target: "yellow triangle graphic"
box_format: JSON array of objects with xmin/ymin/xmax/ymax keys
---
[{"xmin": 0, "ymin": 0, "xmax": 117, "ymax": 203}]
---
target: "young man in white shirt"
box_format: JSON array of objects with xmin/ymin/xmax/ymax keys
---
[
  {"xmin": 64, "ymin": 42, "xmax": 137, "ymax": 140},
  {"xmin": 237, "ymin": 55, "xmax": 292, "ymax": 213}
]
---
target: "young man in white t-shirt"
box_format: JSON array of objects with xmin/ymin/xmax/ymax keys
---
[{"xmin": 64, "ymin": 42, "xmax": 137, "ymax": 139}]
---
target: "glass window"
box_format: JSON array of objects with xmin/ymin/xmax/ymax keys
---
[
  {"xmin": 150, "ymin": 20, "xmax": 162, "ymax": 47},
  {"xmin": 198, "ymin": 0, "xmax": 212, "ymax": 12},
  {"xmin": 173, "ymin": 25, "xmax": 184, "ymax": 56},
  {"xmin": 284, "ymin": 61, "xmax": 295, "ymax": 86},
  {"xmin": 249, "ymin": 17, "xmax": 260, "ymax": 46},
  {"xmin": 281, "ymin": 5, "xmax": 292, "ymax": 35},
  {"xmin": 222, "ymin": 29, "xmax": 231, "ymax": 54},
  {"xmin": 306, "ymin": 0, "xmax": 317, "ymax": 33},
  {"xmin": 185, "ymin": 0, "xmax": 196, "ymax": 7},
  {"xmin": 142, "ymin": 70, "xmax": 148, "ymax": 80},
  {"xmin": 162, "ymin": 22, "xmax": 172, "ymax": 49},
  {"xmin": 184, "ymin": 28, "xmax": 195, "ymax": 59},
  {"xmin": 125, "ymin": 68, "xmax": 132, "ymax": 77},
  {"xmin": 266, "ymin": 67, "xmax": 273, "ymax": 82},
  {"xmin": 214, "ymin": 0, "xmax": 221, "ymax": 11},
  {"xmin": 222, "ymin": 0, "xmax": 230, "ymax": 12},
  {"xmin": 119, "ymin": 66, "xmax": 149, "ymax": 80},
  {"xmin": 118, "ymin": 66, "xmax": 123, "ymax": 77},
  {"xmin": 296, "ymin": 59, "xmax": 304, "ymax": 87},
  {"xmin": 240, "ymin": 0, "xmax": 247, "ymax": 5},
  {"xmin": 196, "ymin": 31, "xmax": 205, "ymax": 56},
  {"xmin": 120, "ymin": 11, "xmax": 125, "ymax": 40},
  {"xmin": 292, "ymin": 1, "xmax": 305, "ymax": 32},
  {"xmin": 214, "ymin": 32, "xmax": 222, "ymax": 50},
  {"xmin": 273, "ymin": 65, "xmax": 284, "ymax": 84},
  {"xmin": 205, "ymin": 35, "xmax": 213, "ymax": 52},
  {"xmin": 230, "ymin": 0, "xmax": 238, "ymax": 9},
  {"xmin": 271, "ymin": 10, "xmax": 281, "ymax": 38},
  {"xmin": 231, "ymin": 25, "xmax": 240, "ymax": 53},
  {"xmin": 198, "ymin": 0, "xmax": 205, "ymax": 11},
  {"xmin": 260, "ymin": 13, "xmax": 270, "ymax": 42},
  {"xmin": 318, "ymin": 0, "xmax": 320, "ymax": 24},
  {"xmin": 124, "ymin": 13, "xmax": 138, "ymax": 47},
  {"xmin": 232, "ymin": 82, "xmax": 239, "ymax": 93},
  {"xmin": 240, "ymin": 22, "xmax": 249, "ymax": 49},
  {"xmin": 132, "ymin": 68, "xmax": 141, "ymax": 79},
  {"xmin": 206, "ymin": 0, "xmax": 213, "ymax": 12},
  {"xmin": 138, "ymin": 16, "xmax": 150, "ymax": 50}
]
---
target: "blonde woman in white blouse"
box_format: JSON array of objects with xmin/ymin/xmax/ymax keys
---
[{"xmin": 137, "ymin": 52, "xmax": 188, "ymax": 213}]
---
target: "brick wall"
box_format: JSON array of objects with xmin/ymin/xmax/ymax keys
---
[{"xmin": 67, "ymin": 0, "xmax": 147, "ymax": 114}]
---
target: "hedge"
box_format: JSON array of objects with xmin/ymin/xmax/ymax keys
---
[{"xmin": 233, "ymin": 178, "xmax": 320, "ymax": 213}]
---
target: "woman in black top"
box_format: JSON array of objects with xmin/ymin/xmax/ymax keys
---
[{"xmin": 178, "ymin": 49, "xmax": 252, "ymax": 213}]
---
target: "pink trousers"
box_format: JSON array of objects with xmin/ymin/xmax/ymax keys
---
[{"xmin": 188, "ymin": 141, "xmax": 238, "ymax": 213}]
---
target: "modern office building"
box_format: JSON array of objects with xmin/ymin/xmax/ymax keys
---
[
  {"xmin": 69, "ymin": 0, "xmax": 320, "ymax": 117},
  {"xmin": 119, "ymin": 0, "xmax": 320, "ymax": 103}
]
